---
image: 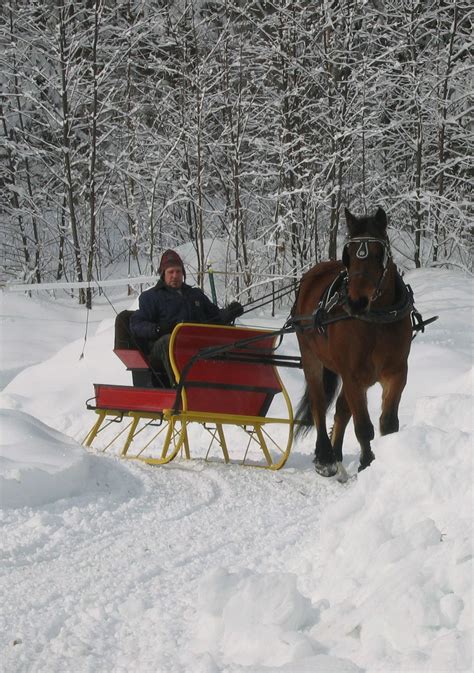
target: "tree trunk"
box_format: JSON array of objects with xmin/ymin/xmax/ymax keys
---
[
  {"xmin": 57, "ymin": 0, "xmax": 85, "ymax": 303},
  {"xmin": 85, "ymin": 0, "xmax": 101, "ymax": 309},
  {"xmin": 434, "ymin": 2, "xmax": 458, "ymax": 263},
  {"xmin": 414, "ymin": 116, "xmax": 423, "ymax": 269}
]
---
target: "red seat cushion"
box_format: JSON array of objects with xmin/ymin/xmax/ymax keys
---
[{"xmin": 94, "ymin": 384, "xmax": 178, "ymax": 413}]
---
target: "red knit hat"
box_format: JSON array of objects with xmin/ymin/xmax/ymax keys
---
[{"xmin": 158, "ymin": 249, "xmax": 185, "ymax": 278}]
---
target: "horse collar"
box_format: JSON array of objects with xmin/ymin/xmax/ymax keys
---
[{"xmin": 340, "ymin": 273, "xmax": 415, "ymax": 324}]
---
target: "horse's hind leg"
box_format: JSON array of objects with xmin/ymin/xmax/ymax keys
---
[{"xmin": 380, "ymin": 368, "xmax": 407, "ymax": 436}]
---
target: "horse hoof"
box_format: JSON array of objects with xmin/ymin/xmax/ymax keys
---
[
  {"xmin": 358, "ymin": 457, "xmax": 375, "ymax": 472},
  {"xmin": 314, "ymin": 461, "xmax": 338, "ymax": 477},
  {"xmin": 335, "ymin": 462, "xmax": 349, "ymax": 483}
]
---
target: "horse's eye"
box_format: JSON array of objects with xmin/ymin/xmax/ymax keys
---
[{"xmin": 374, "ymin": 244, "xmax": 385, "ymax": 264}]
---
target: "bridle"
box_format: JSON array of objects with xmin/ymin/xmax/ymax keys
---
[{"xmin": 342, "ymin": 236, "xmax": 392, "ymax": 303}]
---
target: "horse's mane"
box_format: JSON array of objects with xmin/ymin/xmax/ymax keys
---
[{"xmin": 292, "ymin": 261, "xmax": 344, "ymax": 315}]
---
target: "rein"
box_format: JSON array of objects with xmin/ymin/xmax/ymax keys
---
[{"xmin": 238, "ymin": 281, "xmax": 296, "ymax": 314}]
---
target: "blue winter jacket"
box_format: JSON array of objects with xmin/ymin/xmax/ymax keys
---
[{"xmin": 130, "ymin": 279, "xmax": 223, "ymax": 341}]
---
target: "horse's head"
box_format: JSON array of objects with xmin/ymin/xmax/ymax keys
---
[{"xmin": 342, "ymin": 207, "xmax": 391, "ymax": 315}]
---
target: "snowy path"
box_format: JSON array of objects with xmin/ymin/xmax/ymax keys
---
[{"xmin": 2, "ymin": 455, "xmax": 341, "ymax": 673}]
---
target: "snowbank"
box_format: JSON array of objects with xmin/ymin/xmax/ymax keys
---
[
  {"xmin": 308, "ymin": 398, "xmax": 472, "ymax": 672},
  {"xmin": 193, "ymin": 567, "xmax": 364, "ymax": 672},
  {"xmin": 193, "ymin": 567, "xmax": 314, "ymax": 667},
  {"xmin": 0, "ymin": 409, "xmax": 91, "ymax": 508}
]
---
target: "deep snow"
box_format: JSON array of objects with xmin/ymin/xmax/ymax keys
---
[{"xmin": 0, "ymin": 258, "xmax": 472, "ymax": 673}]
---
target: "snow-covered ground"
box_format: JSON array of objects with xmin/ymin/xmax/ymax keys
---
[{"xmin": 0, "ymin": 261, "xmax": 472, "ymax": 673}]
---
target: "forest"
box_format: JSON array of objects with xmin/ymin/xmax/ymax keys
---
[{"xmin": 1, "ymin": 0, "xmax": 472, "ymax": 305}]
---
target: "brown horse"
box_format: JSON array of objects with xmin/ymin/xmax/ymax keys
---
[{"xmin": 293, "ymin": 207, "xmax": 413, "ymax": 478}]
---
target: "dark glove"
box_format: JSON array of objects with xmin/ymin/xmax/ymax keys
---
[
  {"xmin": 155, "ymin": 320, "xmax": 177, "ymax": 336},
  {"xmin": 228, "ymin": 301, "xmax": 244, "ymax": 318},
  {"xmin": 221, "ymin": 301, "xmax": 244, "ymax": 324}
]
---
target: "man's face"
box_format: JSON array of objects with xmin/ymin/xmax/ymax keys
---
[{"xmin": 164, "ymin": 265, "xmax": 184, "ymax": 289}]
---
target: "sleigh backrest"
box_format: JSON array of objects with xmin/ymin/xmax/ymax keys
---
[{"xmin": 170, "ymin": 323, "xmax": 282, "ymax": 417}]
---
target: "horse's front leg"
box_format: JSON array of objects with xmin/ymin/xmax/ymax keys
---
[
  {"xmin": 379, "ymin": 368, "xmax": 408, "ymax": 436},
  {"xmin": 343, "ymin": 380, "xmax": 375, "ymax": 471},
  {"xmin": 303, "ymin": 361, "xmax": 338, "ymax": 477},
  {"xmin": 330, "ymin": 388, "xmax": 352, "ymax": 482},
  {"xmin": 331, "ymin": 388, "xmax": 351, "ymax": 463}
]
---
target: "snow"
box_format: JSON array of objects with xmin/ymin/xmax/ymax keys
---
[
  {"xmin": 0, "ymin": 263, "xmax": 472, "ymax": 673},
  {"xmin": 0, "ymin": 410, "xmax": 90, "ymax": 508}
]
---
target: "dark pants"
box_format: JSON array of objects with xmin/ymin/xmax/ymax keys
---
[{"xmin": 148, "ymin": 334, "xmax": 175, "ymax": 386}]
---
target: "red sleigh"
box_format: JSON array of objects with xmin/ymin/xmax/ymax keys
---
[{"xmin": 84, "ymin": 323, "xmax": 296, "ymax": 470}]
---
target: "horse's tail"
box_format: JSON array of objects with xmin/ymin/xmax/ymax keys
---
[
  {"xmin": 294, "ymin": 387, "xmax": 314, "ymax": 438},
  {"xmin": 294, "ymin": 368, "xmax": 340, "ymax": 439}
]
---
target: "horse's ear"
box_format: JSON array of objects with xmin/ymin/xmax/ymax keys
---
[
  {"xmin": 345, "ymin": 208, "xmax": 358, "ymax": 236},
  {"xmin": 374, "ymin": 207, "xmax": 387, "ymax": 233}
]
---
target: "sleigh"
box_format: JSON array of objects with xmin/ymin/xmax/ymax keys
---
[{"xmin": 84, "ymin": 322, "xmax": 298, "ymax": 469}]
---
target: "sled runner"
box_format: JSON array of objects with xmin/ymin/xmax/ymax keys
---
[{"xmin": 84, "ymin": 323, "xmax": 295, "ymax": 469}]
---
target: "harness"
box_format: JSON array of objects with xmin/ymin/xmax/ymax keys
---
[
  {"xmin": 291, "ymin": 271, "xmax": 434, "ymax": 337},
  {"xmin": 290, "ymin": 236, "xmax": 437, "ymax": 337}
]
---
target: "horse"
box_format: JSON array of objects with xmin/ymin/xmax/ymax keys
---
[{"xmin": 293, "ymin": 207, "xmax": 413, "ymax": 478}]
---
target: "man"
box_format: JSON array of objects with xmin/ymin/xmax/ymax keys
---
[{"xmin": 130, "ymin": 249, "xmax": 243, "ymax": 386}]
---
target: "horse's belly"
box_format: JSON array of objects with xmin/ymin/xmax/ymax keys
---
[{"xmin": 301, "ymin": 324, "xmax": 381, "ymax": 386}]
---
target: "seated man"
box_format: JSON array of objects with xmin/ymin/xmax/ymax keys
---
[{"xmin": 130, "ymin": 249, "xmax": 243, "ymax": 386}]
